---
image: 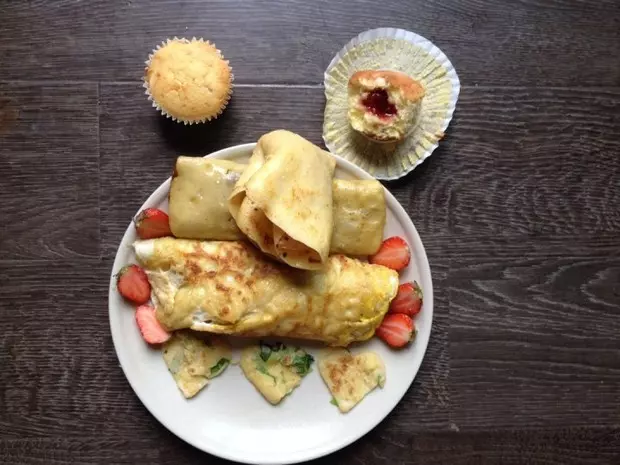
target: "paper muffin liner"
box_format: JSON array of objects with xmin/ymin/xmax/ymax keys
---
[
  {"xmin": 323, "ymin": 28, "xmax": 460, "ymax": 180},
  {"xmin": 143, "ymin": 37, "xmax": 234, "ymax": 125}
]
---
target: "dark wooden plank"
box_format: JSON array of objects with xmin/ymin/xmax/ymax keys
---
[
  {"xmin": 2, "ymin": 427, "xmax": 619, "ymax": 464},
  {"xmin": 0, "ymin": 259, "xmax": 161, "ymax": 439},
  {"xmin": 446, "ymin": 236, "xmax": 620, "ymax": 429},
  {"xmin": 0, "ymin": 83, "xmax": 99, "ymax": 259},
  {"xmin": 0, "ymin": 0, "xmax": 619, "ymax": 85},
  {"xmin": 398, "ymin": 86, "xmax": 620, "ymax": 238},
  {"xmin": 319, "ymin": 427, "xmax": 620, "ymax": 465}
]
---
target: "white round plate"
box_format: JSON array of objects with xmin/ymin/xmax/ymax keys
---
[{"xmin": 108, "ymin": 143, "xmax": 434, "ymax": 464}]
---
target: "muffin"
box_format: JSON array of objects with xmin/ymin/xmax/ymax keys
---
[
  {"xmin": 347, "ymin": 70, "xmax": 424, "ymax": 142},
  {"xmin": 144, "ymin": 37, "xmax": 233, "ymax": 124}
]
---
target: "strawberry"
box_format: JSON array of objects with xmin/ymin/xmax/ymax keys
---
[
  {"xmin": 134, "ymin": 208, "xmax": 172, "ymax": 239},
  {"xmin": 376, "ymin": 314, "xmax": 415, "ymax": 348},
  {"xmin": 389, "ymin": 281, "xmax": 423, "ymax": 317},
  {"xmin": 116, "ymin": 264, "xmax": 151, "ymax": 304},
  {"xmin": 369, "ymin": 236, "xmax": 410, "ymax": 271},
  {"xmin": 135, "ymin": 304, "xmax": 171, "ymax": 345}
]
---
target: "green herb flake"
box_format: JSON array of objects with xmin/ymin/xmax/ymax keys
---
[
  {"xmin": 330, "ymin": 397, "xmax": 339, "ymax": 407},
  {"xmin": 291, "ymin": 352, "xmax": 314, "ymax": 376},
  {"xmin": 257, "ymin": 364, "xmax": 277, "ymax": 384},
  {"xmin": 259, "ymin": 343, "xmax": 272, "ymax": 362},
  {"xmin": 210, "ymin": 358, "xmax": 230, "ymax": 377}
]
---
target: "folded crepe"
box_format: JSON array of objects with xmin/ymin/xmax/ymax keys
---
[
  {"xmin": 229, "ymin": 130, "xmax": 337, "ymax": 270},
  {"xmin": 169, "ymin": 157, "xmax": 385, "ymax": 255},
  {"xmin": 169, "ymin": 158, "xmax": 245, "ymax": 240},
  {"xmin": 134, "ymin": 237, "xmax": 399, "ymax": 347},
  {"xmin": 330, "ymin": 179, "xmax": 384, "ymax": 255}
]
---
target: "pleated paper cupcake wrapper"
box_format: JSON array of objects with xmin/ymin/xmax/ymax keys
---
[
  {"xmin": 323, "ymin": 28, "xmax": 460, "ymax": 180},
  {"xmin": 143, "ymin": 37, "xmax": 234, "ymax": 125}
]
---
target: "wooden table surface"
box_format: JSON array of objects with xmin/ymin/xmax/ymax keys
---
[{"xmin": 1, "ymin": 1, "xmax": 619, "ymax": 464}]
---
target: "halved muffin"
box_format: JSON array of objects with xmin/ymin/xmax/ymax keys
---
[{"xmin": 347, "ymin": 70, "xmax": 424, "ymax": 143}]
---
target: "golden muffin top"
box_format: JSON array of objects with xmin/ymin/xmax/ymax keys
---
[
  {"xmin": 145, "ymin": 38, "xmax": 232, "ymax": 123},
  {"xmin": 349, "ymin": 70, "xmax": 424, "ymax": 103}
]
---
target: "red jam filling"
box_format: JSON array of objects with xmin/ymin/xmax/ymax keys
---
[{"xmin": 361, "ymin": 89, "xmax": 397, "ymax": 118}]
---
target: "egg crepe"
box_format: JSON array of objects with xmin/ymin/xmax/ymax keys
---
[
  {"xmin": 229, "ymin": 130, "xmax": 336, "ymax": 270},
  {"xmin": 162, "ymin": 331, "xmax": 232, "ymax": 398},
  {"xmin": 134, "ymin": 237, "xmax": 399, "ymax": 347},
  {"xmin": 330, "ymin": 179, "xmax": 385, "ymax": 255},
  {"xmin": 169, "ymin": 157, "xmax": 245, "ymax": 240},
  {"xmin": 240, "ymin": 343, "xmax": 313, "ymax": 404},
  {"xmin": 169, "ymin": 158, "xmax": 385, "ymax": 255},
  {"xmin": 319, "ymin": 349, "xmax": 385, "ymax": 413}
]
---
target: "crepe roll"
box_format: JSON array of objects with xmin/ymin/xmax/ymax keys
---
[
  {"xmin": 169, "ymin": 160, "xmax": 385, "ymax": 256},
  {"xmin": 229, "ymin": 130, "xmax": 336, "ymax": 270},
  {"xmin": 169, "ymin": 157, "xmax": 245, "ymax": 240},
  {"xmin": 331, "ymin": 179, "xmax": 385, "ymax": 255},
  {"xmin": 134, "ymin": 238, "xmax": 399, "ymax": 347}
]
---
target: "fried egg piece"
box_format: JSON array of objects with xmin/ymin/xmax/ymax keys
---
[
  {"xmin": 162, "ymin": 331, "xmax": 232, "ymax": 399},
  {"xmin": 240, "ymin": 343, "xmax": 314, "ymax": 405},
  {"xmin": 318, "ymin": 348, "xmax": 385, "ymax": 413}
]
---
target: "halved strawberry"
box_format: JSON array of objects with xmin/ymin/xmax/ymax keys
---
[
  {"xmin": 116, "ymin": 264, "xmax": 151, "ymax": 304},
  {"xmin": 376, "ymin": 314, "xmax": 415, "ymax": 348},
  {"xmin": 389, "ymin": 281, "xmax": 423, "ymax": 317},
  {"xmin": 135, "ymin": 304, "xmax": 171, "ymax": 345},
  {"xmin": 134, "ymin": 208, "xmax": 172, "ymax": 239},
  {"xmin": 369, "ymin": 236, "xmax": 410, "ymax": 271}
]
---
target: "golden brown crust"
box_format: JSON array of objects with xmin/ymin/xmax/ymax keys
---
[
  {"xmin": 144, "ymin": 38, "xmax": 232, "ymax": 123},
  {"xmin": 349, "ymin": 70, "xmax": 424, "ymax": 102}
]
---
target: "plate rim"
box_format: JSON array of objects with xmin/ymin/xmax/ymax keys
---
[{"xmin": 108, "ymin": 142, "xmax": 434, "ymax": 464}]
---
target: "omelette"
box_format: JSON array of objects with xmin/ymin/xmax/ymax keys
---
[
  {"xmin": 162, "ymin": 331, "xmax": 232, "ymax": 398},
  {"xmin": 134, "ymin": 237, "xmax": 399, "ymax": 347},
  {"xmin": 240, "ymin": 342, "xmax": 314, "ymax": 404},
  {"xmin": 229, "ymin": 130, "xmax": 337, "ymax": 270},
  {"xmin": 318, "ymin": 349, "xmax": 386, "ymax": 413},
  {"xmin": 168, "ymin": 157, "xmax": 385, "ymax": 255}
]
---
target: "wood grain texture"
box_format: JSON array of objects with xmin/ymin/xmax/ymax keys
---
[
  {"xmin": 398, "ymin": 86, "xmax": 620, "ymax": 238},
  {"xmin": 0, "ymin": 83, "xmax": 100, "ymax": 259},
  {"xmin": 0, "ymin": 259, "xmax": 164, "ymax": 440},
  {"xmin": 446, "ymin": 235, "xmax": 620, "ymax": 429},
  {"xmin": 1, "ymin": 427, "xmax": 619, "ymax": 465},
  {"xmin": 0, "ymin": 0, "xmax": 619, "ymax": 85}
]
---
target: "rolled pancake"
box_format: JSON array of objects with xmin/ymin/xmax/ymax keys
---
[
  {"xmin": 229, "ymin": 130, "xmax": 336, "ymax": 270},
  {"xmin": 330, "ymin": 179, "xmax": 385, "ymax": 255},
  {"xmin": 134, "ymin": 237, "xmax": 399, "ymax": 347},
  {"xmin": 170, "ymin": 160, "xmax": 385, "ymax": 256},
  {"xmin": 169, "ymin": 157, "xmax": 245, "ymax": 240}
]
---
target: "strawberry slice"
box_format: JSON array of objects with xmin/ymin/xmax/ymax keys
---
[
  {"xmin": 116, "ymin": 264, "xmax": 151, "ymax": 304},
  {"xmin": 134, "ymin": 208, "xmax": 172, "ymax": 239},
  {"xmin": 376, "ymin": 314, "xmax": 415, "ymax": 348},
  {"xmin": 389, "ymin": 281, "xmax": 423, "ymax": 317},
  {"xmin": 135, "ymin": 304, "xmax": 171, "ymax": 345},
  {"xmin": 369, "ymin": 236, "xmax": 410, "ymax": 271}
]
